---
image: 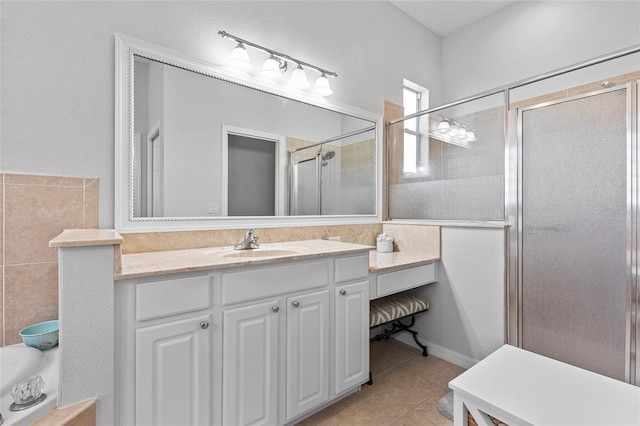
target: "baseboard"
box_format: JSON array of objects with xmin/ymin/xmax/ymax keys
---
[{"xmin": 390, "ymin": 334, "xmax": 479, "ymax": 369}]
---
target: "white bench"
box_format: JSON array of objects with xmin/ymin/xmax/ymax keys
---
[{"xmin": 449, "ymin": 345, "xmax": 640, "ymax": 426}]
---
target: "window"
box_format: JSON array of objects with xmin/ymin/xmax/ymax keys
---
[{"xmin": 402, "ymin": 79, "xmax": 429, "ymax": 175}]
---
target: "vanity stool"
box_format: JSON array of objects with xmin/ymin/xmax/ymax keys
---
[{"xmin": 369, "ymin": 292, "xmax": 429, "ymax": 357}]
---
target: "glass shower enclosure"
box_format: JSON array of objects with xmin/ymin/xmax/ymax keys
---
[{"xmin": 385, "ymin": 46, "xmax": 640, "ymax": 385}]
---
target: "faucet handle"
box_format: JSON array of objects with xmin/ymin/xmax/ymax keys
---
[{"xmin": 245, "ymin": 228, "xmax": 257, "ymax": 237}]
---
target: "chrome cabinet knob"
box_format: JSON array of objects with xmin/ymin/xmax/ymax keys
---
[
  {"xmin": 292, "ymin": 301, "xmax": 300, "ymax": 308},
  {"xmin": 272, "ymin": 305, "xmax": 280, "ymax": 313},
  {"xmin": 339, "ymin": 289, "xmax": 347, "ymax": 296},
  {"xmin": 200, "ymin": 320, "xmax": 209, "ymax": 329}
]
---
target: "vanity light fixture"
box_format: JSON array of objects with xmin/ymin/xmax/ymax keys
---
[
  {"xmin": 437, "ymin": 119, "xmax": 450, "ymax": 133},
  {"xmin": 228, "ymin": 42, "xmax": 251, "ymax": 71},
  {"xmin": 262, "ymin": 54, "xmax": 287, "ymax": 80},
  {"xmin": 434, "ymin": 116, "xmax": 477, "ymax": 144},
  {"xmin": 290, "ymin": 64, "xmax": 310, "ymax": 89},
  {"xmin": 448, "ymin": 122, "xmax": 459, "ymax": 137},
  {"xmin": 219, "ymin": 30, "xmax": 337, "ymax": 96},
  {"xmin": 314, "ymin": 73, "xmax": 333, "ymax": 96}
]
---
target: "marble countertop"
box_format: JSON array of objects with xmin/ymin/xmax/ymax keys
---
[
  {"xmin": 369, "ymin": 250, "xmax": 439, "ymax": 272},
  {"xmin": 49, "ymin": 229, "xmax": 123, "ymax": 247},
  {"xmin": 117, "ymin": 239, "xmax": 373, "ymax": 280},
  {"xmin": 49, "ymin": 229, "xmax": 439, "ymax": 279},
  {"xmin": 32, "ymin": 399, "xmax": 96, "ymax": 426}
]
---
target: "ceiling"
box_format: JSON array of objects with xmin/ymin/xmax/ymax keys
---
[{"xmin": 389, "ymin": 1, "xmax": 516, "ymax": 37}]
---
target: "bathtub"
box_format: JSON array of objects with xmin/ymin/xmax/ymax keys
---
[{"xmin": 0, "ymin": 343, "xmax": 59, "ymax": 425}]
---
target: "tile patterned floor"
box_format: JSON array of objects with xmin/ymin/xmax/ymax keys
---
[{"xmin": 298, "ymin": 339, "xmax": 466, "ymax": 425}]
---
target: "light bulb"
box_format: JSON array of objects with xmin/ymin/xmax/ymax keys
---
[
  {"xmin": 314, "ymin": 73, "xmax": 333, "ymax": 96},
  {"xmin": 437, "ymin": 119, "xmax": 450, "ymax": 133},
  {"xmin": 466, "ymin": 130, "xmax": 476, "ymax": 142},
  {"xmin": 289, "ymin": 64, "xmax": 310, "ymax": 89},
  {"xmin": 457, "ymin": 127, "xmax": 467, "ymax": 139},
  {"xmin": 448, "ymin": 123, "xmax": 459, "ymax": 137},
  {"xmin": 228, "ymin": 43, "xmax": 251, "ymax": 71},
  {"xmin": 262, "ymin": 55, "xmax": 282, "ymax": 80}
]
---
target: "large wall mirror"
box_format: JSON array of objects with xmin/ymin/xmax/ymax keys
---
[{"xmin": 115, "ymin": 34, "xmax": 381, "ymax": 232}]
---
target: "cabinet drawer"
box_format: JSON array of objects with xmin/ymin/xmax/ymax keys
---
[
  {"xmin": 334, "ymin": 254, "xmax": 369, "ymax": 284},
  {"xmin": 221, "ymin": 260, "xmax": 329, "ymax": 305},
  {"xmin": 136, "ymin": 275, "xmax": 212, "ymax": 321},
  {"xmin": 376, "ymin": 263, "xmax": 437, "ymax": 297}
]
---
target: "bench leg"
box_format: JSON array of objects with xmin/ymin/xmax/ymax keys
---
[
  {"xmin": 370, "ymin": 315, "xmax": 429, "ymax": 356},
  {"xmin": 409, "ymin": 328, "xmax": 428, "ymax": 357},
  {"xmin": 453, "ymin": 392, "xmax": 468, "ymax": 426},
  {"xmin": 381, "ymin": 315, "xmax": 428, "ymax": 357}
]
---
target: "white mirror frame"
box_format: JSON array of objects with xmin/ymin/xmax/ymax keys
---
[{"xmin": 115, "ymin": 33, "xmax": 382, "ymax": 233}]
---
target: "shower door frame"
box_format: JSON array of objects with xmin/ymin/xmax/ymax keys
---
[
  {"xmin": 506, "ymin": 83, "xmax": 639, "ymax": 385},
  {"xmin": 289, "ymin": 151, "xmax": 322, "ymax": 215}
]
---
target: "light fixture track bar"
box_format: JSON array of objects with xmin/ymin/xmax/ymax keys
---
[{"xmin": 218, "ymin": 30, "xmax": 337, "ymax": 78}]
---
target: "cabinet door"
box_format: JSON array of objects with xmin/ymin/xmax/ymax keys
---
[
  {"xmin": 136, "ymin": 314, "xmax": 211, "ymax": 426},
  {"xmin": 286, "ymin": 290, "xmax": 330, "ymax": 420},
  {"xmin": 335, "ymin": 281, "xmax": 369, "ymax": 394},
  {"xmin": 223, "ymin": 300, "xmax": 280, "ymax": 426}
]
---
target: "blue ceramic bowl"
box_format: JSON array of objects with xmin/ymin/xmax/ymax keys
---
[{"xmin": 19, "ymin": 320, "xmax": 59, "ymax": 350}]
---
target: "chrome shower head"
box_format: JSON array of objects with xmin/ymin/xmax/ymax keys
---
[
  {"xmin": 321, "ymin": 150, "xmax": 335, "ymax": 166},
  {"xmin": 321, "ymin": 151, "xmax": 335, "ymax": 161}
]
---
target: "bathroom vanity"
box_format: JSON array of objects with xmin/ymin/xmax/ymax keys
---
[
  {"xmin": 49, "ymin": 227, "xmax": 441, "ymax": 426},
  {"xmin": 113, "ymin": 240, "xmax": 371, "ymax": 426}
]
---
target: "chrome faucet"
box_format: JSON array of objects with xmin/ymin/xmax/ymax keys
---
[{"xmin": 234, "ymin": 228, "xmax": 260, "ymax": 250}]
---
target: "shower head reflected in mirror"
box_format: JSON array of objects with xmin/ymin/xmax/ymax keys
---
[{"xmin": 321, "ymin": 150, "xmax": 335, "ymax": 166}]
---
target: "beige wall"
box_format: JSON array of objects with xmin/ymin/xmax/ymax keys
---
[
  {"xmin": 121, "ymin": 224, "xmax": 382, "ymax": 255},
  {"xmin": 1, "ymin": 173, "xmax": 98, "ymax": 346}
]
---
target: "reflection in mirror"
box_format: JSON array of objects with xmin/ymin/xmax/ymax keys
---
[
  {"xmin": 132, "ymin": 54, "xmax": 376, "ymax": 219},
  {"xmin": 288, "ymin": 127, "xmax": 376, "ymax": 215}
]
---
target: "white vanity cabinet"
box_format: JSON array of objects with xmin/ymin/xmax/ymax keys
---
[
  {"xmin": 222, "ymin": 288, "xmax": 331, "ymax": 426},
  {"xmin": 333, "ymin": 254, "xmax": 370, "ymax": 395},
  {"xmin": 285, "ymin": 289, "xmax": 330, "ymax": 420},
  {"xmin": 334, "ymin": 280, "xmax": 369, "ymax": 394},
  {"xmin": 115, "ymin": 250, "xmax": 370, "ymax": 426},
  {"xmin": 115, "ymin": 273, "xmax": 216, "ymax": 426},
  {"xmin": 136, "ymin": 314, "xmax": 212, "ymax": 426},
  {"xmin": 223, "ymin": 299, "xmax": 280, "ymax": 426},
  {"xmin": 369, "ymin": 261, "xmax": 438, "ymax": 299},
  {"xmin": 220, "ymin": 259, "xmax": 332, "ymax": 425}
]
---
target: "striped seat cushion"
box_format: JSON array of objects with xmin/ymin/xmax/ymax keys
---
[{"xmin": 369, "ymin": 293, "xmax": 429, "ymax": 328}]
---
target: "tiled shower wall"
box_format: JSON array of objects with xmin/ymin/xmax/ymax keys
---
[{"xmin": 0, "ymin": 173, "xmax": 98, "ymax": 346}]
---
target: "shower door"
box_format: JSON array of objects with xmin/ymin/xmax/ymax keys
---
[
  {"xmin": 290, "ymin": 155, "xmax": 320, "ymax": 215},
  {"xmin": 515, "ymin": 85, "xmax": 636, "ymax": 383}
]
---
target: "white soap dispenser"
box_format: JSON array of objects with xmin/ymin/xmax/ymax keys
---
[{"xmin": 376, "ymin": 232, "xmax": 394, "ymax": 253}]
